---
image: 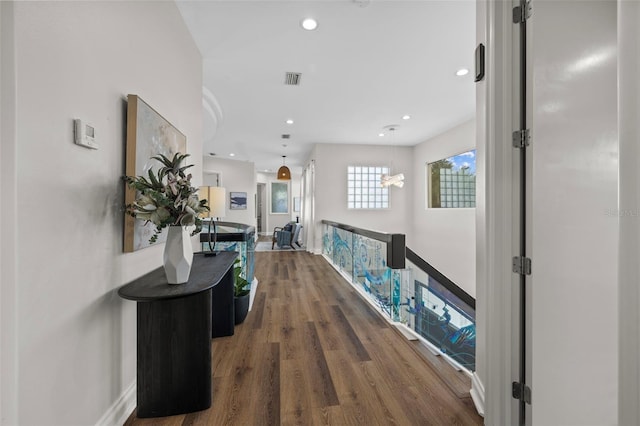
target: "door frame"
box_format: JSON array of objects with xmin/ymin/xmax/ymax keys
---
[{"xmin": 474, "ymin": 0, "xmax": 520, "ymax": 423}]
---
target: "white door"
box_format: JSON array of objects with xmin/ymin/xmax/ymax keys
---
[
  {"xmin": 257, "ymin": 183, "xmax": 266, "ymax": 234},
  {"xmin": 618, "ymin": 1, "xmax": 640, "ymax": 424},
  {"xmin": 528, "ymin": 1, "xmax": 618, "ymax": 424}
]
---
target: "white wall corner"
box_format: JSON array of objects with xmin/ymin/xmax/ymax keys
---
[
  {"xmin": 1, "ymin": 1, "xmax": 19, "ymax": 424},
  {"xmin": 470, "ymin": 372, "xmax": 485, "ymax": 418},
  {"xmin": 95, "ymin": 381, "xmax": 136, "ymax": 426}
]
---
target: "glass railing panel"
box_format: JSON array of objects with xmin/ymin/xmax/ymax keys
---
[
  {"xmin": 404, "ymin": 257, "xmax": 476, "ymax": 370},
  {"xmin": 331, "ymin": 226, "xmax": 354, "ymax": 281},
  {"xmin": 394, "ymin": 268, "xmax": 412, "ymax": 323},
  {"xmin": 322, "ymin": 223, "xmax": 333, "ymax": 257},
  {"xmin": 200, "ymin": 220, "xmax": 255, "ymax": 284},
  {"xmin": 245, "ymin": 236, "xmax": 255, "ymax": 283},
  {"xmin": 352, "ymin": 233, "xmax": 393, "ymax": 318}
]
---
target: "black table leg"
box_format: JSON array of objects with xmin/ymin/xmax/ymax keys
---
[
  {"xmin": 136, "ymin": 289, "xmax": 212, "ymax": 418},
  {"xmin": 211, "ymin": 267, "xmax": 235, "ymax": 338}
]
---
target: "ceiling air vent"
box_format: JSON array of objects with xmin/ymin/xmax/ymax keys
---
[
  {"xmin": 284, "ymin": 72, "xmax": 302, "ymax": 86},
  {"xmin": 281, "ymin": 134, "xmax": 291, "ymax": 139}
]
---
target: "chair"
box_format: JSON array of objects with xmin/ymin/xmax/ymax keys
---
[
  {"xmin": 291, "ymin": 223, "xmax": 303, "ymax": 248},
  {"xmin": 272, "ymin": 222, "xmax": 302, "ymax": 249}
]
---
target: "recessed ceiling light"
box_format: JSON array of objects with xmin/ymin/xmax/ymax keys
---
[
  {"xmin": 264, "ymin": 169, "xmax": 270, "ymax": 172},
  {"xmin": 286, "ymin": 119, "xmax": 294, "ymax": 125},
  {"xmin": 301, "ymin": 18, "xmax": 318, "ymax": 31},
  {"xmin": 402, "ymin": 115, "xmax": 411, "ymax": 120},
  {"xmin": 378, "ymin": 133, "xmax": 385, "ymax": 137},
  {"xmin": 229, "ymin": 153, "xmax": 235, "ymax": 157},
  {"xmin": 456, "ymin": 68, "xmax": 470, "ymax": 76}
]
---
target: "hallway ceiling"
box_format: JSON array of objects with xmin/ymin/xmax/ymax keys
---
[{"xmin": 176, "ymin": 0, "xmax": 475, "ymax": 175}]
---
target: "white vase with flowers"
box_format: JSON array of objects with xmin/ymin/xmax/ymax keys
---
[{"xmin": 124, "ymin": 153, "xmax": 209, "ymax": 284}]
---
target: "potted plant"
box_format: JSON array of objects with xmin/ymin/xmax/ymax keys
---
[
  {"xmin": 124, "ymin": 153, "xmax": 209, "ymax": 283},
  {"xmin": 233, "ymin": 258, "xmax": 251, "ymax": 324}
]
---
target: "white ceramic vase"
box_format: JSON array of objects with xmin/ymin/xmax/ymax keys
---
[{"xmin": 163, "ymin": 226, "xmax": 194, "ymax": 284}]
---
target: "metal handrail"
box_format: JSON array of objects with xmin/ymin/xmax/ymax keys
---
[
  {"xmin": 405, "ymin": 247, "xmax": 475, "ymax": 309},
  {"xmin": 321, "ymin": 220, "xmax": 405, "ymax": 269}
]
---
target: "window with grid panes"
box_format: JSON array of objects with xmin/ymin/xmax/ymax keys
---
[
  {"xmin": 347, "ymin": 166, "xmax": 389, "ymax": 209},
  {"xmin": 427, "ymin": 149, "xmax": 476, "ymax": 208}
]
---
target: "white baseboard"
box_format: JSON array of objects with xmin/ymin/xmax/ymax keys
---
[
  {"xmin": 470, "ymin": 372, "xmax": 485, "ymax": 418},
  {"xmin": 96, "ymin": 381, "xmax": 136, "ymax": 426},
  {"xmin": 393, "ymin": 322, "xmax": 419, "ymax": 341},
  {"xmin": 249, "ymin": 277, "xmax": 259, "ymax": 311}
]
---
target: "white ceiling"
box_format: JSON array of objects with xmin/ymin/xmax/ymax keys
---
[{"xmin": 176, "ymin": 0, "xmax": 476, "ymax": 174}]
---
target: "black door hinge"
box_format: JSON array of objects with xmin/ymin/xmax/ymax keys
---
[
  {"xmin": 512, "ymin": 256, "xmax": 532, "ymax": 275},
  {"xmin": 513, "ymin": 1, "xmax": 532, "ymax": 24},
  {"xmin": 512, "ymin": 129, "xmax": 531, "ymax": 148},
  {"xmin": 512, "ymin": 381, "xmax": 532, "ymax": 404}
]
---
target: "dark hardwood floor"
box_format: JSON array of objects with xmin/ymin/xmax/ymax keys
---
[{"xmin": 125, "ymin": 245, "xmax": 483, "ymax": 425}]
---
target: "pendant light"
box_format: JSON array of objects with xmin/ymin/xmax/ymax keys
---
[
  {"xmin": 278, "ymin": 155, "xmax": 291, "ymax": 180},
  {"xmin": 380, "ymin": 125, "xmax": 405, "ymax": 188}
]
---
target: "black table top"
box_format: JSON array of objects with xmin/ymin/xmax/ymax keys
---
[{"xmin": 117, "ymin": 251, "xmax": 238, "ymax": 302}]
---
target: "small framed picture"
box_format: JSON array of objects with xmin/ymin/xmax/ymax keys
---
[{"xmin": 230, "ymin": 192, "xmax": 247, "ymax": 210}]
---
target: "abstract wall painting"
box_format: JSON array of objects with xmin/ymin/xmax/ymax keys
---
[
  {"xmin": 124, "ymin": 94, "xmax": 186, "ymax": 252},
  {"xmin": 270, "ymin": 182, "xmax": 289, "ymax": 214},
  {"xmin": 230, "ymin": 192, "xmax": 248, "ymax": 210}
]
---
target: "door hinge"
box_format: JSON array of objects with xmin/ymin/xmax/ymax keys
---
[
  {"xmin": 512, "ymin": 256, "xmax": 532, "ymax": 275},
  {"xmin": 513, "ymin": 1, "xmax": 532, "ymax": 24},
  {"xmin": 512, "ymin": 381, "xmax": 532, "ymax": 404},
  {"xmin": 512, "ymin": 129, "xmax": 531, "ymax": 148}
]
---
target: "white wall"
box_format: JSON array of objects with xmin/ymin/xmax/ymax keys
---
[
  {"xmin": 530, "ymin": 1, "xmax": 618, "ymax": 424},
  {"xmin": 1, "ymin": 2, "xmax": 19, "ymax": 423},
  {"xmin": 308, "ymin": 136, "xmax": 474, "ymax": 294},
  {"xmin": 410, "ymin": 119, "xmax": 476, "ymax": 296},
  {"xmin": 619, "ymin": 1, "xmax": 640, "ymax": 423},
  {"xmin": 203, "ymin": 157, "xmax": 257, "ymax": 228},
  {"xmin": 6, "ymin": 1, "xmax": 202, "ymax": 424},
  {"xmin": 309, "ymin": 143, "xmax": 412, "ymax": 253}
]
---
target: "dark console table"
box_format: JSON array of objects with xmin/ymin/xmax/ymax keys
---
[{"xmin": 118, "ymin": 251, "xmax": 237, "ymax": 418}]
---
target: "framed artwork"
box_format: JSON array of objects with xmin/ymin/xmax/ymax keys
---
[
  {"xmin": 124, "ymin": 94, "xmax": 186, "ymax": 252},
  {"xmin": 230, "ymin": 191, "xmax": 248, "ymax": 210},
  {"xmin": 270, "ymin": 182, "xmax": 289, "ymax": 214},
  {"xmin": 293, "ymin": 196, "xmax": 301, "ymax": 213}
]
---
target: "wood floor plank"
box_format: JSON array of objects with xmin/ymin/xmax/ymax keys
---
[
  {"xmin": 279, "ymin": 302, "xmax": 301, "ymax": 360},
  {"xmin": 250, "ymin": 291, "xmax": 267, "ymax": 330},
  {"xmin": 126, "ymin": 249, "xmax": 482, "ymax": 426},
  {"xmin": 310, "ymin": 405, "xmax": 347, "ymax": 426},
  {"xmin": 309, "ymin": 300, "xmax": 342, "ymax": 352},
  {"xmin": 280, "ymin": 357, "xmax": 315, "ymax": 425},
  {"xmin": 247, "ymin": 342, "xmax": 280, "ymax": 425},
  {"xmin": 302, "ymin": 321, "xmax": 340, "ymax": 407},
  {"xmin": 324, "ymin": 350, "xmax": 410, "ymax": 426},
  {"xmin": 212, "ymin": 334, "xmax": 238, "ymax": 364},
  {"xmin": 330, "ymin": 305, "xmax": 371, "ymax": 362}
]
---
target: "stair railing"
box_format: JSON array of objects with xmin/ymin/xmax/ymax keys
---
[{"xmin": 321, "ymin": 220, "xmax": 476, "ymax": 373}]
